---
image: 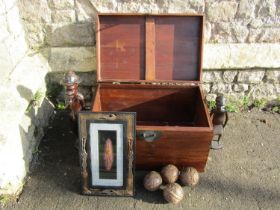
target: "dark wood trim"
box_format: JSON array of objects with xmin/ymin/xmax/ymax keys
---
[
  {"xmin": 98, "ymin": 80, "xmax": 200, "ymax": 84},
  {"xmin": 199, "ymin": 85, "xmax": 213, "ymax": 130},
  {"xmin": 78, "ymin": 112, "xmax": 136, "ymax": 196},
  {"xmin": 92, "ymin": 85, "xmax": 101, "ymax": 111},
  {"xmin": 198, "ymin": 15, "xmax": 204, "ymax": 82},
  {"xmin": 137, "ymin": 125, "xmax": 212, "ymax": 132},
  {"xmin": 96, "ymin": 15, "xmax": 101, "ymax": 82}
]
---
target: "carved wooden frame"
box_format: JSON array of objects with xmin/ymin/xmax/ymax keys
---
[{"xmin": 78, "ymin": 112, "xmax": 136, "ymax": 196}]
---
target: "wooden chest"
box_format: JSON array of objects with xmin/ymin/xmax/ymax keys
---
[{"xmin": 91, "ymin": 14, "xmax": 213, "ymax": 172}]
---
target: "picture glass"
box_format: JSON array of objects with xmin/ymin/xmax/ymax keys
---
[{"xmin": 90, "ymin": 123, "xmax": 124, "ymax": 187}]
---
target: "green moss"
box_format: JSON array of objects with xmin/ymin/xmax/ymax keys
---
[
  {"xmin": 225, "ymin": 103, "xmax": 240, "ymax": 113},
  {"xmin": 0, "ymin": 194, "xmax": 16, "ymax": 205},
  {"xmin": 272, "ymin": 106, "xmax": 279, "ymax": 113},
  {"xmin": 207, "ymin": 100, "xmax": 216, "ymax": 111},
  {"xmin": 253, "ymin": 99, "xmax": 267, "ymax": 110},
  {"xmin": 25, "ymin": 89, "xmax": 45, "ymax": 113},
  {"xmin": 241, "ymin": 96, "xmax": 250, "ymax": 107},
  {"xmin": 57, "ymin": 102, "xmax": 66, "ymax": 110}
]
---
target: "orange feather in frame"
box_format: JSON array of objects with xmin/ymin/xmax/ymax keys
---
[{"xmin": 103, "ymin": 138, "xmax": 114, "ymax": 171}]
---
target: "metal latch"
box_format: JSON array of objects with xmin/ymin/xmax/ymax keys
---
[{"xmin": 136, "ymin": 130, "xmax": 162, "ymax": 142}]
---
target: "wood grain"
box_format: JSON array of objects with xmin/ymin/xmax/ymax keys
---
[
  {"xmin": 92, "ymin": 84, "xmax": 213, "ymax": 172},
  {"xmin": 98, "ymin": 15, "xmax": 145, "ymax": 81},
  {"xmin": 145, "ymin": 16, "xmax": 155, "ymax": 81},
  {"xmin": 97, "ymin": 14, "xmax": 203, "ymax": 83},
  {"xmin": 94, "ymin": 14, "xmax": 212, "ymax": 172}
]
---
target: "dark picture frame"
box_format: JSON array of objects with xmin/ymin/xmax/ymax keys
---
[{"xmin": 78, "ymin": 112, "xmax": 136, "ymax": 196}]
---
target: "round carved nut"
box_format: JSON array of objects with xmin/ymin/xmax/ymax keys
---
[
  {"xmin": 143, "ymin": 171, "xmax": 162, "ymax": 191},
  {"xmin": 163, "ymin": 183, "xmax": 184, "ymax": 204},
  {"xmin": 161, "ymin": 164, "xmax": 179, "ymax": 184},
  {"xmin": 179, "ymin": 167, "xmax": 199, "ymax": 187}
]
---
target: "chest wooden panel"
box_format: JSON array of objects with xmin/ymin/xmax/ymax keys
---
[{"xmin": 91, "ymin": 14, "xmax": 213, "ymax": 172}]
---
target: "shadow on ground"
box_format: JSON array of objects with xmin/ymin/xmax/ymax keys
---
[{"xmin": 4, "ymin": 110, "xmax": 280, "ymax": 210}]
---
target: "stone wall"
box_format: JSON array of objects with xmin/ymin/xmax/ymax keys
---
[
  {"xmin": 0, "ymin": 0, "xmax": 53, "ymax": 195},
  {"xmin": 17, "ymin": 0, "xmax": 280, "ymax": 103},
  {"xmin": 1, "ymin": 0, "xmax": 279, "ymax": 197},
  {"xmin": 203, "ymin": 69, "xmax": 280, "ymax": 102}
]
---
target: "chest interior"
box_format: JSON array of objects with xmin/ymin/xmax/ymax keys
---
[{"xmin": 92, "ymin": 14, "xmax": 211, "ymax": 129}]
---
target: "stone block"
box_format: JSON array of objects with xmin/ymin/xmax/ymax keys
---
[
  {"xmin": 204, "ymin": 22, "xmax": 212, "ymax": 43},
  {"xmin": 212, "ymin": 22, "xmax": 249, "ymax": 43},
  {"xmin": 223, "ymin": 71, "xmax": 238, "ymax": 83},
  {"xmin": 48, "ymin": 0, "xmax": 75, "ymax": 10},
  {"xmin": 46, "ymin": 23, "xmax": 95, "ymax": 47},
  {"xmin": 7, "ymin": 35, "xmax": 28, "ymax": 67},
  {"xmin": 249, "ymin": 83, "xmax": 276, "ymax": 100},
  {"xmin": 23, "ymin": 22, "xmax": 45, "ymax": 49},
  {"xmin": 0, "ymin": 42, "xmax": 14, "ymax": 83},
  {"xmin": 3, "ymin": 0, "xmax": 18, "ymax": 11},
  {"xmin": 256, "ymin": 0, "xmax": 276, "ymax": 17},
  {"xmin": 233, "ymin": 84, "xmax": 249, "ymax": 92},
  {"xmin": 18, "ymin": 0, "xmax": 51, "ymax": 23},
  {"xmin": 0, "ymin": 15, "xmax": 9, "ymax": 42},
  {"xmin": 203, "ymin": 44, "xmax": 280, "ymax": 69},
  {"xmin": 249, "ymin": 28, "xmax": 280, "ymax": 43},
  {"xmin": 275, "ymin": 84, "xmax": 280, "ymax": 93},
  {"xmin": 10, "ymin": 54, "xmax": 50, "ymax": 102},
  {"xmin": 202, "ymin": 71, "xmax": 223, "ymax": 83},
  {"xmin": 206, "ymin": 93, "xmax": 217, "ymax": 102},
  {"xmin": 211, "ymin": 83, "xmax": 232, "ymax": 94},
  {"xmin": 48, "ymin": 47, "xmax": 96, "ymax": 72},
  {"xmin": 51, "ymin": 10, "xmax": 76, "ymax": 23},
  {"xmin": 92, "ymin": 0, "xmax": 118, "ymax": 12},
  {"xmin": 249, "ymin": 19, "xmax": 263, "ymax": 29},
  {"xmin": 167, "ymin": 0, "xmax": 205, "ymax": 13},
  {"xmin": 46, "ymin": 71, "xmax": 96, "ymax": 86},
  {"xmin": 237, "ymin": 70, "xmax": 265, "ymax": 84},
  {"xmin": 232, "ymin": 23, "xmax": 249, "ymax": 43},
  {"xmin": 207, "ymin": 1, "xmax": 238, "ymax": 22},
  {"xmin": 76, "ymin": 0, "xmax": 97, "ymax": 22},
  {"xmin": 237, "ymin": 0, "xmax": 256, "ymax": 20},
  {"xmin": 0, "ymin": 96, "xmax": 53, "ymax": 195},
  {"xmin": 202, "ymin": 84, "xmax": 211, "ymax": 93},
  {"xmin": 266, "ymin": 70, "xmax": 280, "ymax": 83},
  {"xmin": 77, "ymin": 72, "xmax": 96, "ymax": 86},
  {"xmin": 7, "ymin": 5, "xmax": 24, "ymax": 36},
  {"xmin": 211, "ymin": 23, "xmax": 235, "ymax": 43}
]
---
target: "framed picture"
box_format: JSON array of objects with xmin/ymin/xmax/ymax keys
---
[{"xmin": 78, "ymin": 112, "xmax": 136, "ymax": 196}]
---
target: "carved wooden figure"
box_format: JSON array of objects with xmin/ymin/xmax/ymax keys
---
[
  {"xmin": 210, "ymin": 95, "xmax": 229, "ymax": 149},
  {"xmin": 64, "ymin": 70, "xmax": 85, "ymax": 121}
]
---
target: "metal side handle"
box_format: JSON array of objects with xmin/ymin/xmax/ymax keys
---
[{"xmin": 136, "ymin": 130, "xmax": 162, "ymax": 142}]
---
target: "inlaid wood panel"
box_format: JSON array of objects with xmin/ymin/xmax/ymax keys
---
[
  {"xmin": 98, "ymin": 15, "xmax": 145, "ymax": 81},
  {"xmin": 155, "ymin": 16, "xmax": 203, "ymax": 81},
  {"xmin": 97, "ymin": 14, "xmax": 203, "ymax": 83}
]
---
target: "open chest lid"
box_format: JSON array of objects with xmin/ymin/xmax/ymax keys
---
[{"xmin": 96, "ymin": 14, "xmax": 204, "ymax": 83}]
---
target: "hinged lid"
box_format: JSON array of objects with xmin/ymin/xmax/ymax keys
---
[{"xmin": 96, "ymin": 14, "xmax": 204, "ymax": 83}]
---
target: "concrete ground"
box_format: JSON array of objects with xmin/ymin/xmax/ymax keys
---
[{"xmin": 3, "ymin": 110, "xmax": 280, "ymax": 210}]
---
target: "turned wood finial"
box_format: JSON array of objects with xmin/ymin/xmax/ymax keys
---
[
  {"xmin": 64, "ymin": 70, "xmax": 85, "ymax": 120},
  {"xmin": 210, "ymin": 95, "xmax": 229, "ymax": 150}
]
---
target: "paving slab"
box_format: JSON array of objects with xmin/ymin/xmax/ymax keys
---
[{"xmin": 3, "ymin": 110, "xmax": 280, "ymax": 210}]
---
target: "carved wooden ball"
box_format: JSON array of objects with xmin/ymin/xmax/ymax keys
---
[
  {"xmin": 161, "ymin": 164, "xmax": 179, "ymax": 184},
  {"xmin": 179, "ymin": 167, "xmax": 200, "ymax": 187},
  {"xmin": 163, "ymin": 183, "xmax": 184, "ymax": 204},
  {"xmin": 143, "ymin": 171, "xmax": 162, "ymax": 191}
]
